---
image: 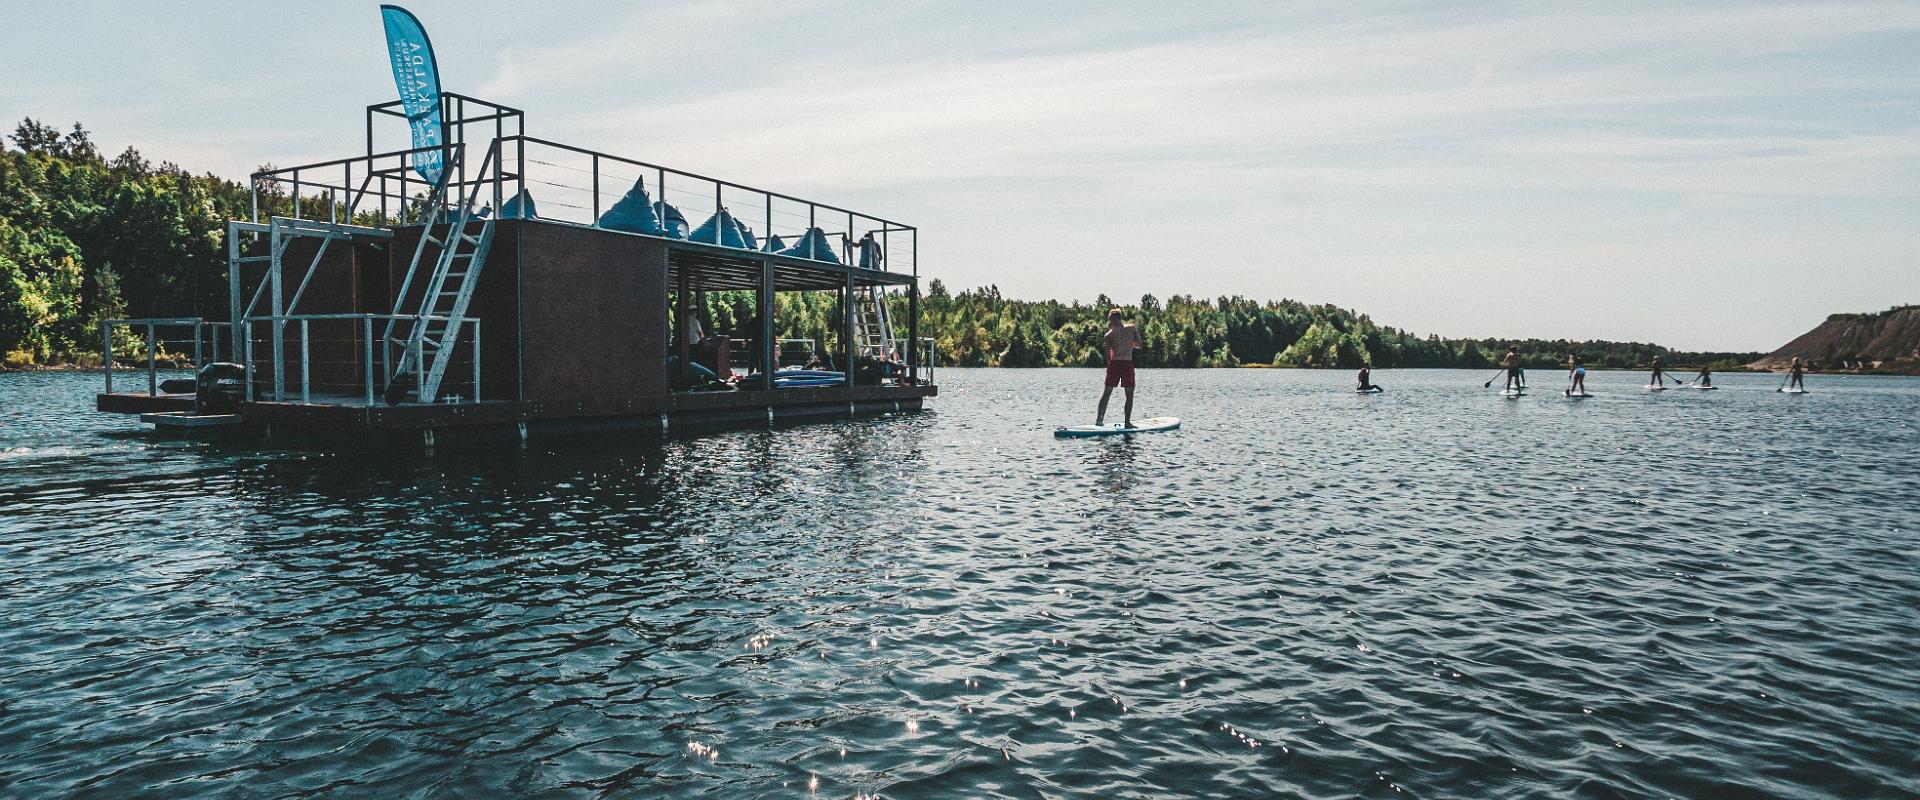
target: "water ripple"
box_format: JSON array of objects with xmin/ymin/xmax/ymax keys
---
[{"xmin": 1, "ymin": 368, "xmax": 1917, "ymax": 798}]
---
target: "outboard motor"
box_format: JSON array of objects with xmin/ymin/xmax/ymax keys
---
[{"xmin": 193, "ymin": 362, "xmax": 247, "ymax": 415}]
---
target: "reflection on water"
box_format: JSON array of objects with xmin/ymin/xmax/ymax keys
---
[{"xmin": 1, "ymin": 368, "xmax": 1917, "ymax": 798}]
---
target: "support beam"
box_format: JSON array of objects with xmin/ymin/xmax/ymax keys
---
[
  {"xmin": 675, "ymin": 270, "xmax": 692, "ymax": 389},
  {"xmin": 907, "ymin": 282, "xmax": 920, "ymax": 384},
  {"xmin": 760, "ymin": 258, "xmax": 776, "ymax": 391},
  {"xmin": 844, "ymin": 270, "xmax": 856, "ymax": 388}
]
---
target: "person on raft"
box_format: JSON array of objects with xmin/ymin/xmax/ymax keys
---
[
  {"xmin": 1502, "ymin": 347, "xmax": 1524, "ymax": 392},
  {"xmin": 1357, "ymin": 365, "xmax": 1379, "ymax": 392},
  {"xmin": 1096, "ymin": 308, "xmax": 1144, "ymax": 428}
]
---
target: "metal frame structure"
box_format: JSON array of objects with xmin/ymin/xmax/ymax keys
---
[{"xmin": 102, "ymin": 92, "xmax": 930, "ymax": 417}]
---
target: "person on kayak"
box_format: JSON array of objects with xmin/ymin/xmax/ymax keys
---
[
  {"xmin": 1357, "ymin": 365, "xmax": 1379, "ymax": 392},
  {"xmin": 1096, "ymin": 308, "xmax": 1144, "ymax": 427},
  {"xmin": 1568, "ymin": 354, "xmax": 1588, "ymax": 395},
  {"xmin": 1502, "ymin": 347, "xmax": 1524, "ymax": 392}
]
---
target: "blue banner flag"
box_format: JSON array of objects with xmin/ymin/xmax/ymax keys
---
[{"xmin": 380, "ymin": 5, "xmax": 444, "ymax": 184}]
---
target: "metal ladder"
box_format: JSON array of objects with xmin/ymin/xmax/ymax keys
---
[
  {"xmin": 853, "ymin": 285, "xmax": 895, "ymax": 360},
  {"xmin": 382, "ymin": 145, "xmax": 498, "ymax": 403}
]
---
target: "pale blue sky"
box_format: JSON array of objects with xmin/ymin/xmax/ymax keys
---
[{"xmin": 3, "ymin": 1, "xmax": 1916, "ymax": 351}]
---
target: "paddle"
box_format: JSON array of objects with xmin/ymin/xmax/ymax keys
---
[{"xmin": 1482, "ymin": 368, "xmax": 1507, "ymax": 389}]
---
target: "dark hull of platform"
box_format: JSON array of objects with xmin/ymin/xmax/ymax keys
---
[
  {"xmin": 97, "ymin": 392, "xmax": 196, "ymax": 414},
  {"xmin": 100, "ymin": 384, "xmax": 935, "ymax": 447}
]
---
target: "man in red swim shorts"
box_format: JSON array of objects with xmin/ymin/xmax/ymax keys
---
[{"xmin": 1097, "ymin": 307, "xmax": 1144, "ymax": 428}]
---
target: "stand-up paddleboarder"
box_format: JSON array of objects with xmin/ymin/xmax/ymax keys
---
[
  {"xmin": 1568, "ymin": 355, "xmax": 1588, "ymax": 395},
  {"xmin": 1788, "ymin": 357, "xmax": 1806, "ymax": 391},
  {"xmin": 1096, "ymin": 308, "xmax": 1144, "ymax": 428},
  {"xmin": 1502, "ymin": 347, "xmax": 1524, "ymax": 392},
  {"xmin": 1649, "ymin": 354, "xmax": 1667, "ymax": 387}
]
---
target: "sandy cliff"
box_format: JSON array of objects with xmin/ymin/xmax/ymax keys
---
[{"xmin": 1749, "ymin": 306, "xmax": 1920, "ymax": 373}]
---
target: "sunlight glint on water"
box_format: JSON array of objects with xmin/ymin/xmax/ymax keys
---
[{"xmin": 0, "ymin": 368, "xmax": 1916, "ymax": 798}]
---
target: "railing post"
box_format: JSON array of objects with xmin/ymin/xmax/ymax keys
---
[
  {"xmin": 300, "ymin": 319, "xmax": 311, "ymax": 404},
  {"xmin": 591, "ymin": 154, "xmax": 601, "ymax": 222},
  {"xmin": 414, "ymin": 335, "xmax": 426, "ymax": 403},
  {"xmin": 192, "ymin": 320, "xmax": 203, "ymax": 369},
  {"xmin": 908, "ymin": 285, "xmax": 920, "ymax": 384},
  {"xmin": 657, "ymin": 168, "xmax": 667, "ymax": 232},
  {"xmin": 146, "ymin": 322, "xmax": 158, "ymax": 396},
  {"xmin": 270, "ymin": 220, "xmax": 285, "ymax": 401},
  {"xmin": 244, "ymin": 322, "xmax": 254, "ymax": 401},
  {"xmin": 844, "ymin": 271, "xmax": 855, "ymax": 388},
  {"xmin": 471, "ymin": 320, "xmax": 481, "ymax": 402},
  {"xmin": 102, "ymin": 321, "xmax": 113, "ymax": 394},
  {"xmin": 363, "ymin": 316, "xmax": 375, "ymax": 406}
]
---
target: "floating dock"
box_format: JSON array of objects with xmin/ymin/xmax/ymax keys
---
[{"xmin": 97, "ymin": 94, "xmax": 934, "ymax": 447}]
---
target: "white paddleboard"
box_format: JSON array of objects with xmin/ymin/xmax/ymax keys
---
[
  {"xmin": 1055, "ymin": 416, "xmax": 1181, "ymax": 438},
  {"xmin": 1356, "ymin": 387, "xmax": 1383, "ymax": 394},
  {"xmin": 1501, "ymin": 389, "xmax": 1526, "ymax": 398},
  {"xmin": 1565, "ymin": 391, "xmax": 1594, "ymax": 398},
  {"xmin": 1690, "ymin": 385, "xmax": 1718, "ymax": 390},
  {"xmin": 1778, "ymin": 387, "xmax": 1809, "ymax": 394},
  {"xmin": 1646, "ymin": 385, "xmax": 1666, "ymax": 391}
]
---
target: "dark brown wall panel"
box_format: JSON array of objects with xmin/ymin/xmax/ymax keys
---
[
  {"xmin": 269, "ymin": 237, "xmax": 361, "ymax": 397},
  {"xmin": 516, "ymin": 222, "xmax": 668, "ymax": 403}
]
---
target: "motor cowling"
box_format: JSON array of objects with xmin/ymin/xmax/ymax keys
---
[{"xmin": 193, "ymin": 362, "xmax": 247, "ymax": 415}]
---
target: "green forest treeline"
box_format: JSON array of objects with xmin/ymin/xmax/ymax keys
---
[
  {"xmin": 1, "ymin": 120, "xmax": 243, "ymax": 366},
  {"xmin": 3, "ymin": 121, "xmax": 1759, "ymax": 371}
]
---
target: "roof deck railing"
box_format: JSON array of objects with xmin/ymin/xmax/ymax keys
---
[{"xmin": 249, "ymin": 110, "xmax": 917, "ymax": 277}]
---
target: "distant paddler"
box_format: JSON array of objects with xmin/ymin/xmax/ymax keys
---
[
  {"xmin": 1693, "ymin": 364, "xmax": 1713, "ymax": 388},
  {"xmin": 1502, "ymin": 346, "xmax": 1524, "ymax": 392},
  {"xmin": 1356, "ymin": 365, "xmax": 1381, "ymax": 392},
  {"xmin": 1095, "ymin": 308, "xmax": 1145, "ymax": 428},
  {"xmin": 1786, "ymin": 357, "xmax": 1807, "ymax": 391},
  {"xmin": 1649, "ymin": 354, "xmax": 1668, "ymax": 387},
  {"xmin": 1567, "ymin": 354, "xmax": 1589, "ymax": 396}
]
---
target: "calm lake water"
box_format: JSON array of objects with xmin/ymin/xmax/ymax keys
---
[{"xmin": 2, "ymin": 367, "xmax": 1917, "ymax": 799}]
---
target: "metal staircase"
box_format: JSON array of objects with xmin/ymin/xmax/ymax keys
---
[
  {"xmin": 382, "ymin": 144, "xmax": 499, "ymax": 403},
  {"xmin": 853, "ymin": 285, "xmax": 896, "ymax": 360}
]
